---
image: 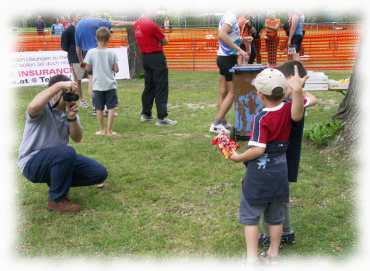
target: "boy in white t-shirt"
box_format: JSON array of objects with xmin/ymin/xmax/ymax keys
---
[{"xmin": 84, "ymin": 27, "xmax": 119, "ymax": 136}]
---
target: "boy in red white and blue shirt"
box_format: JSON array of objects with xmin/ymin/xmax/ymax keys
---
[
  {"xmin": 258, "ymin": 60, "xmax": 317, "ymax": 247},
  {"xmin": 230, "ymin": 67, "xmax": 308, "ymax": 262}
]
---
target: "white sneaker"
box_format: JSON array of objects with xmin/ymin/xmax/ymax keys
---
[
  {"xmin": 140, "ymin": 114, "xmax": 153, "ymax": 122},
  {"xmin": 156, "ymin": 118, "xmax": 177, "ymax": 126},
  {"xmin": 80, "ymin": 99, "xmax": 89, "ymax": 109},
  {"xmin": 209, "ymin": 123, "xmax": 230, "ymax": 134},
  {"xmin": 220, "ymin": 119, "xmax": 232, "ymax": 129},
  {"xmin": 96, "ymin": 182, "xmax": 105, "ymax": 188}
]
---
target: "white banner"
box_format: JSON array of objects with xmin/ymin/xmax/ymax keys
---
[
  {"xmin": 12, "ymin": 47, "xmax": 130, "ymax": 87},
  {"xmin": 109, "ymin": 47, "xmax": 130, "ymax": 80}
]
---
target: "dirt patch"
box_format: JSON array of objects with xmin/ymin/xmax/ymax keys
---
[
  {"xmin": 319, "ymin": 98, "xmax": 338, "ymax": 111},
  {"xmin": 173, "ymin": 133, "xmax": 193, "ymax": 139},
  {"xmin": 164, "ymin": 202, "xmax": 196, "ymax": 217},
  {"xmin": 205, "ymin": 181, "xmax": 235, "ymax": 196},
  {"xmin": 167, "ymin": 102, "xmax": 216, "ymax": 111},
  {"xmin": 185, "ymin": 103, "xmax": 217, "ymax": 111}
]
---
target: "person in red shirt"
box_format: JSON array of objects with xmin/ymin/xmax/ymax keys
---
[{"xmin": 133, "ymin": 15, "xmax": 177, "ymax": 126}]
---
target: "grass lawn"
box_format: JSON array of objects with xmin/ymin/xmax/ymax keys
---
[{"xmin": 15, "ymin": 70, "xmax": 357, "ymax": 258}]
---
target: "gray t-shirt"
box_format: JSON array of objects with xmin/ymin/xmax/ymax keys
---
[
  {"xmin": 18, "ymin": 104, "xmax": 80, "ymax": 173},
  {"xmin": 84, "ymin": 48, "xmax": 118, "ymax": 91}
]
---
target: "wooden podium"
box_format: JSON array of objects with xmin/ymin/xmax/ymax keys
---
[{"xmin": 231, "ymin": 64, "xmax": 266, "ymax": 140}]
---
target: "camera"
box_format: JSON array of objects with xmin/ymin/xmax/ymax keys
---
[{"xmin": 62, "ymin": 92, "xmax": 79, "ymax": 102}]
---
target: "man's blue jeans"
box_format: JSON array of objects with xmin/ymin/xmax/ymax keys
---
[{"xmin": 22, "ymin": 144, "xmax": 108, "ymax": 201}]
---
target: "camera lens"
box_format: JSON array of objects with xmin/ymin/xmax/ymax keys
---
[{"xmin": 63, "ymin": 92, "xmax": 79, "ymax": 102}]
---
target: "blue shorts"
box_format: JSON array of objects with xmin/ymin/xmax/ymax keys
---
[
  {"xmin": 92, "ymin": 89, "xmax": 118, "ymax": 111},
  {"xmin": 239, "ymin": 191, "xmax": 285, "ymax": 225}
]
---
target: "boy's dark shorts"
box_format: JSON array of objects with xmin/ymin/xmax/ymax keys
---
[
  {"xmin": 92, "ymin": 89, "xmax": 118, "ymax": 111},
  {"xmin": 291, "ymin": 34, "xmax": 303, "ymax": 53},
  {"xmin": 216, "ymin": 55, "xmax": 237, "ymax": 81},
  {"xmin": 239, "ymin": 191, "xmax": 285, "ymax": 225}
]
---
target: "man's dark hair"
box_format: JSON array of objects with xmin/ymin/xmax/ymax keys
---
[
  {"xmin": 276, "ymin": 60, "xmax": 307, "ymax": 78},
  {"xmin": 264, "ymin": 86, "xmax": 285, "ymax": 102},
  {"xmin": 48, "ymin": 74, "xmax": 71, "ymax": 87}
]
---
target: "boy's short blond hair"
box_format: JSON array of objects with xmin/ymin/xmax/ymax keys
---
[{"xmin": 96, "ymin": 27, "xmax": 111, "ymax": 43}]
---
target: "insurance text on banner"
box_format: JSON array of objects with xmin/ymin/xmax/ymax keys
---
[{"xmin": 12, "ymin": 47, "xmax": 130, "ymax": 87}]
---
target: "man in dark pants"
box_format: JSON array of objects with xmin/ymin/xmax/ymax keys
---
[
  {"xmin": 133, "ymin": 15, "xmax": 177, "ymax": 126},
  {"xmin": 18, "ymin": 75, "xmax": 108, "ymax": 213}
]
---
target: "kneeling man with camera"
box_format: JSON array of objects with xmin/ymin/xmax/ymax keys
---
[{"xmin": 18, "ymin": 74, "xmax": 108, "ymax": 213}]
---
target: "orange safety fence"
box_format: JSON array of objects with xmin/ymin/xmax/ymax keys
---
[
  {"xmin": 15, "ymin": 30, "xmax": 129, "ymax": 51},
  {"xmin": 15, "ymin": 25, "xmax": 360, "ymax": 71}
]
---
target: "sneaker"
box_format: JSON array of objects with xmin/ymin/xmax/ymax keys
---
[
  {"xmin": 220, "ymin": 119, "xmax": 233, "ymax": 129},
  {"xmin": 281, "ymin": 231, "xmax": 295, "ymax": 245},
  {"xmin": 209, "ymin": 123, "xmax": 230, "ymax": 134},
  {"xmin": 80, "ymin": 99, "xmax": 89, "ymax": 109},
  {"xmin": 48, "ymin": 198, "xmax": 81, "ymax": 213},
  {"xmin": 258, "ymin": 232, "xmax": 295, "ymax": 247},
  {"xmin": 225, "ymin": 122, "xmax": 233, "ymax": 129},
  {"xmin": 258, "ymin": 233, "xmax": 271, "ymax": 247},
  {"xmin": 140, "ymin": 114, "xmax": 153, "ymax": 122},
  {"xmin": 96, "ymin": 182, "xmax": 105, "ymax": 188},
  {"xmin": 156, "ymin": 118, "xmax": 177, "ymax": 126}
]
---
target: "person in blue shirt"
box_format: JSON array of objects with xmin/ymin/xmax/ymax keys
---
[
  {"xmin": 51, "ymin": 18, "xmax": 64, "ymax": 36},
  {"xmin": 75, "ymin": 18, "xmax": 112, "ymax": 59}
]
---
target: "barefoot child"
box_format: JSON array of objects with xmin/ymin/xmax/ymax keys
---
[
  {"xmin": 229, "ymin": 67, "xmax": 308, "ymax": 262},
  {"xmin": 84, "ymin": 26, "xmax": 119, "ymax": 136}
]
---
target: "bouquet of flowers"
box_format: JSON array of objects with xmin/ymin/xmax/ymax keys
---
[{"xmin": 211, "ymin": 130, "xmax": 239, "ymax": 159}]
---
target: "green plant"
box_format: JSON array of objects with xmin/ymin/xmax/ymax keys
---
[{"xmin": 305, "ymin": 119, "xmax": 344, "ymax": 146}]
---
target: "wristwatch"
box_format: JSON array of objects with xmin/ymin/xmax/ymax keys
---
[{"xmin": 67, "ymin": 117, "xmax": 77, "ymax": 122}]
